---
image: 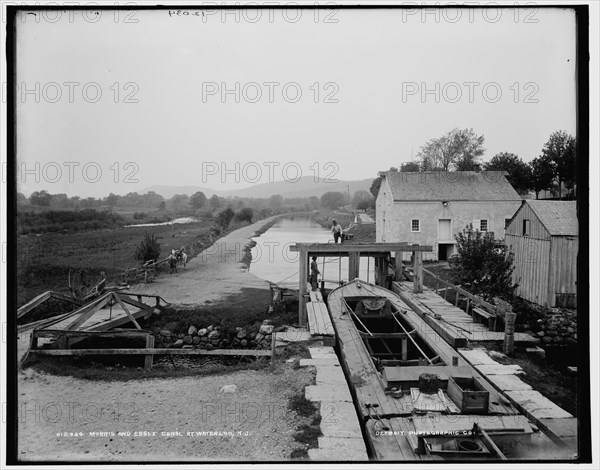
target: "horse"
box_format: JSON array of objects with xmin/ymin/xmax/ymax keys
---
[{"xmin": 176, "ymin": 247, "xmax": 187, "ymax": 268}]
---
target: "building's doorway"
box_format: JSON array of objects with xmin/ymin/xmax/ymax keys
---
[{"xmin": 438, "ymin": 243, "xmax": 455, "ymax": 261}]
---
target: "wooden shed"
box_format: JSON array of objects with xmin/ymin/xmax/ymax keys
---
[{"xmin": 505, "ymin": 200, "xmax": 578, "ymax": 308}]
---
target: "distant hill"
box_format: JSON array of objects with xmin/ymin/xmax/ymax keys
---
[{"xmin": 139, "ymin": 177, "xmax": 374, "ymax": 200}]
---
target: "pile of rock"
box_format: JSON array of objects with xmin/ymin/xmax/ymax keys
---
[
  {"xmin": 524, "ymin": 309, "xmax": 577, "ymax": 346},
  {"xmin": 153, "ymin": 319, "xmax": 277, "ymax": 350}
]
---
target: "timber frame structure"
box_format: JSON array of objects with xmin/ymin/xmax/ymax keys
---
[{"xmin": 289, "ymin": 243, "xmax": 433, "ymax": 326}]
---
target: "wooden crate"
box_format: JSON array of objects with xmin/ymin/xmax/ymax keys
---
[{"xmin": 447, "ymin": 376, "xmax": 489, "ymax": 414}]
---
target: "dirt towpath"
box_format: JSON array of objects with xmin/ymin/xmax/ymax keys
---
[{"xmin": 133, "ymin": 216, "xmax": 283, "ymax": 306}]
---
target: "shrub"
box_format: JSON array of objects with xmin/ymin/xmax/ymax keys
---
[
  {"xmin": 134, "ymin": 231, "xmax": 161, "ymax": 263},
  {"xmin": 217, "ymin": 208, "xmax": 235, "ymax": 229},
  {"xmin": 450, "ymin": 224, "xmax": 516, "ymax": 301},
  {"xmin": 234, "ymin": 207, "xmax": 253, "ymax": 224}
]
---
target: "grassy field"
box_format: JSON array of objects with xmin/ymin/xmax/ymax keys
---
[{"xmin": 16, "ymin": 217, "xmax": 221, "ymax": 307}]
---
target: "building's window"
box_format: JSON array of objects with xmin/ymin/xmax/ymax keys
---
[
  {"xmin": 504, "ymin": 218, "xmax": 512, "ymax": 229},
  {"xmin": 480, "ymin": 219, "xmax": 488, "ymax": 232},
  {"xmin": 522, "ymin": 219, "xmax": 530, "ymax": 236},
  {"xmin": 411, "ymin": 219, "xmax": 420, "ymax": 232}
]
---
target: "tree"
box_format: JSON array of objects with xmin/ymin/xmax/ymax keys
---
[
  {"xmin": 168, "ymin": 194, "xmax": 190, "ymax": 212},
  {"xmin": 234, "ymin": 207, "xmax": 254, "ymax": 224},
  {"xmin": 320, "ymin": 191, "xmax": 346, "ymax": 210},
  {"xmin": 308, "ymin": 196, "xmax": 320, "ymax": 209},
  {"xmin": 484, "ymin": 152, "xmax": 532, "ymax": 195},
  {"xmin": 105, "ymin": 193, "xmax": 120, "ymax": 208},
  {"xmin": 400, "ymin": 162, "xmax": 420, "ymax": 172},
  {"xmin": 134, "ymin": 231, "xmax": 161, "ymax": 262},
  {"xmin": 352, "ymin": 190, "xmax": 372, "ymax": 209},
  {"xmin": 29, "ymin": 190, "xmax": 52, "ymax": 206},
  {"xmin": 450, "ymin": 224, "xmax": 516, "ymax": 301},
  {"xmin": 269, "ymin": 194, "xmax": 284, "ymax": 210},
  {"xmin": 418, "ymin": 128, "xmax": 485, "ymax": 171},
  {"xmin": 217, "ymin": 207, "xmax": 235, "ymax": 229},
  {"xmin": 209, "ymin": 194, "xmax": 221, "ymax": 210},
  {"xmin": 189, "ymin": 191, "xmax": 207, "ymax": 210},
  {"xmin": 370, "ymin": 177, "xmax": 383, "ymax": 199},
  {"xmin": 530, "ymin": 156, "xmax": 554, "ymax": 199},
  {"xmin": 540, "ymin": 130, "xmax": 576, "ymax": 199},
  {"xmin": 159, "ymin": 201, "xmax": 167, "ymax": 211},
  {"xmin": 16, "ymin": 192, "xmax": 28, "ymax": 205}
]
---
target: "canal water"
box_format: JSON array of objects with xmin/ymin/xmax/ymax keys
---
[{"xmin": 249, "ymin": 215, "xmax": 375, "ymax": 288}]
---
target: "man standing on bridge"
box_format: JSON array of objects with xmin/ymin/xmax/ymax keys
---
[{"xmin": 331, "ymin": 220, "xmax": 343, "ymax": 243}]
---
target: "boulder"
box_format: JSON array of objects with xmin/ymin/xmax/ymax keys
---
[
  {"xmin": 160, "ymin": 330, "xmax": 172, "ymax": 337},
  {"xmin": 240, "ymin": 339, "xmax": 248, "ymax": 347},
  {"xmin": 237, "ymin": 330, "xmax": 247, "ymax": 339},
  {"xmin": 207, "ymin": 325, "xmax": 214, "ymax": 333},
  {"xmin": 210, "ymin": 339, "xmax": 220, "ymax": 347},
  {"xmin": 188, "ymin": 326, "xmax": 198, "ymax": 336},
  {"xmin": 183, "ymin": 335, "xmax": 193, "ymax": 345},
  {"xmin": 200, "ymin": 336, "xmax": 209, "ymax": 343},
  {"xmin": 204, "ymin": 343, "xmax": 214, "ymax": 350},
  {"xmin": 192, "ymin": 336, "xmax": 201, "ymax": 345},
  {"xmin": 153, "ymin": 308, "xmax": 161, "ymax": 316},
  {"xmin": 259, "ymin": 324, "xmax": 274, "ymax": 335},
  {"xmin": 173, "ymin": 339, "xmax": 184, "ymax": 348},
  {"xmin": 198, "ymin": 328, "xmax": 208, "ymax": 337},
  {"xmin": 208, "ymin": 330, "xmax": 220, "ymax": 340},
  {"xmin": 255, "ymin": 333, "xmax": 265, "ymax": 343}
]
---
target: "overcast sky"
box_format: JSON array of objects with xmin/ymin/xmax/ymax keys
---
[{"xmin": 15, "ymin": 6, "xmax": 577, "ymax": 197}]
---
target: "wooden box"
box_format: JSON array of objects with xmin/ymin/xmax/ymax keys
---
[{"xmin": 447, "ymin": 376, "xmax": 489, "ymax": 414}]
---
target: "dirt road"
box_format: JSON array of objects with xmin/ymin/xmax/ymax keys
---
[{"xmin": 133, "ymin": 217, "xmax": 281, "ymax": 306}]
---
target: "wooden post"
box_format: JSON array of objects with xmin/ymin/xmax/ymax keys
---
[
  {"xmin": 271, "ymin": 332, "xmax": 277, "ymax": 362},
  {"xmin": 144, "ymin": 334, "xmax": 154, "ymax": 369},
  {"xmin": 413, "ymin": 251, "xmax": 423, "ymax": 293},
  {"xmin": 299, "ymin": 249, "xmax": 308, "ymax": 326},
  {"xmin": 348, "ymin": 252, "xmax": 360, "ymax": 281},
  {"xmin": 455, "ymin": 292, "xmax": 460, "ymax": 307},
  {"xmin": 394, "ymin": 251, "xmax": 403, "ymax": 281}
]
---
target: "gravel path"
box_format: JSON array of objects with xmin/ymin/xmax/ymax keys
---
[
  {"xmin": 18, "ymin": 363, "xmax": 315, "ymax": 462},
  {"xmin": 131, "ymin": 216, "xmax": 281, "ymax": 305}
]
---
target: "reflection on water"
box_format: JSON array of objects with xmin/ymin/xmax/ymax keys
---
[
  {"xmin": 250, "ymin": 215, "xmax": 375, "ymax": 288},
  {"xmin": 125, "ymin": 217, "xmax": 199, "ymax": 228}
]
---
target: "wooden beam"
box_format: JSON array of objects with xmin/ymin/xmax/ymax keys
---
[
  {"xmin": 413, "ymin": 251, "xmax": 423, "ymax": 293},
  {"xmin": 64, "ymin": 293, "xmax": 111, "ymax": 331},
  {"xmin": 298, "ymin": 248, "xmax": 308, "ymax": 326},
  {"xmin": 145, "ymin": 334, "xmax": 154, "ymax": 369},
  {"xmin": 348, "ymin": 252, "xmax": 360, "ymax": 281},
  {"xmin": 34, "ymin": 348, "xmax": 273, "ymax": 357},
  {"xmin": 290, "ymin": 243, "xmax": 433, "ymax": 253},
  {"xmin": 113, "ymin": 293, "xmax": 143, "ymax": 330},
  {"xmin": 17, "ymin": 291, "xmax": 53, "ymax": 318}
]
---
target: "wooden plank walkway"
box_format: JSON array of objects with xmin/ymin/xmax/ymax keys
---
[
  {"xmin": 458, "ymin": 347, "xmax": 577, "ymax": 450},
  {"xmin": 394, "ymin": 282, "xmax": 539, "ymax": 345}
]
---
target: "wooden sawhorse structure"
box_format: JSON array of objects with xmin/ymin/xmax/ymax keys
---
[{"xmin": 289, "ymin": 243, "xmax": 433, "ymax": 326}]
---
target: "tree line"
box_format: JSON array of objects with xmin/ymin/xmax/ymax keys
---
[{"xmin": 370, "ymin": 129, "xmax": 577, "ymax": 200}]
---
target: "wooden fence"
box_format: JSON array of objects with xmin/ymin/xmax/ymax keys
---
[{"xmin": 422, "ymin": 267, "xmax": 502, "ymax": 331}]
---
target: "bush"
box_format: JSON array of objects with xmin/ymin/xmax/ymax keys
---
[
  {"xmin": 234, "ymin": 207, "xmax": 253, "ymax": 224},
  {"xmin": 217, "ymin": 208, "xmax": 235, "ymax": 229},
  {"xmin": 134, "ymin": 231, "xmax": 161, "ymax": 263},
  {"xmin": 450, "ymin": 224, "xmax": 516, "ymax": 301}
]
